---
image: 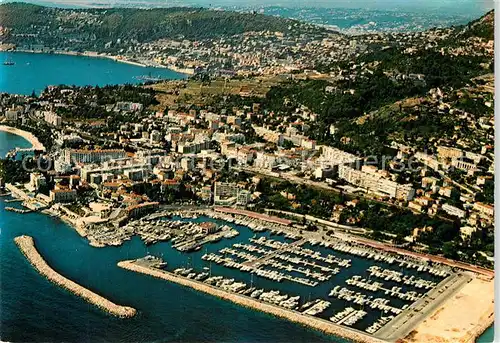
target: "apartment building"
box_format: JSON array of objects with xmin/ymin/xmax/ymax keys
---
[{"xmin": 65, "ymin": 149, "xmax": 126, "ymax": 164}]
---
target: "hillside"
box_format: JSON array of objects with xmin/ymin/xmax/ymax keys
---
[
  {"xmin": 255, "ymin": 10, "xmax": 494, "ymax": 156},
  {"xmin": 0, "ymin": 3, "xmax": 324, "ymax": 50}
]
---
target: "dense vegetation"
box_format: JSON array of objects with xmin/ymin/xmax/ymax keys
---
[{"xmin": 0, "ymin": 3, "xmax": 320, "ymax": 51}]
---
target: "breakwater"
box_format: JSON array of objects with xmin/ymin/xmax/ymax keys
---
[
  {"xmin": 14, "ymin": 235, "xmax": 136, "ymax": 318},
  {"xmin": 118, "ymin": 260, "xmax": 384, "ymax": 343}
]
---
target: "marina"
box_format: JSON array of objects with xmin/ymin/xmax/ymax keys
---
[
  {"xmin": 101, "ymin": 208, "xmax": 466, "ymax": 341},
  {"xmin": 2, "ymin": 198, "xmax": 493, "ymax": 342},
  {"xmin": 118, "ymin": 258, "xmax": 386, "ymax": 343}
]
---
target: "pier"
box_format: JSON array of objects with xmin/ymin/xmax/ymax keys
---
[
  {"xmin": 14, "ymin": 235, "xmax": 136, "ymax": 318},
  {"xmin": 5, "ymin": 207, "xmax": 33, "ymax": 214},
  {"xmin": 118, "ymin": 259, "xmax": 386, "ymax": 343}
]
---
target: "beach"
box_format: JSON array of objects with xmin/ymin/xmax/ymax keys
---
[
  {"xmin": 0, "ymin": 125, "xmax": 45, "ymax": 151},
  {"xmin": 401, "ymin": 275, "xmax": 495, "ymax": 343}
]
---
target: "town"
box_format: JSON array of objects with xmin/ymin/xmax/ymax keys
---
[{"xmin": 0, "ymin": 4, "xmax": 494, "ymax": 343}]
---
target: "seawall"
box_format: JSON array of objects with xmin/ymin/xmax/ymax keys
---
[
  {"xmin": 118, "ymin": 260, "xmax": 385, "ymax": 343},
  {"xmin": 14, "ymin": 235, "xmax": 136, "ymax": 318}
]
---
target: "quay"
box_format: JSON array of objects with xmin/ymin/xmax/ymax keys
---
[
  {"xmin": 214, "ymin": 207, "xmax": 293, "ymax": 226},
  {"xmin": 14, "ymin": 235, "xmax": 136, "ymax": 318},
  {"xmin": 5, "ymin": 207, "xmax": 33, "ymax": 214},
  {"xmin": 118, "ymin": 259, "xmax": 385, "ymax": 343}
]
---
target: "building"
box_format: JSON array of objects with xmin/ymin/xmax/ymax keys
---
[
  {"xmin": 441, "ymin": 203, "xmax": 466, "ymax": 219},
  {"xmin": 177, "ymin": 138, "xmax": 210, "ymax": 154},
  {"xmin": 214, "ymin": 182, "xmax": 239, "ymax": 206},
  {"xmin": 451, "ymin": 158, "xmax": 477, "ymax": 172},
  {"xmin": 338, "ymin": 165, "xmax": 415, "ymax": 201},
  {"xmin": 198, "ymin": 222, "xmax": 219, "ymax": 234},
  {"xmin": 408, "ymin": 201, "xmax": 423, "ymax": 212},
  {"xmin": 43, "ymin": 111, "xmax": 62, "ymax": 127},
  {"xmin": 236, "ymin": 189, "xmax": 252, "ymax": 206},
  {"xmin": 26, "ymin": 172, "xmax": 47, "ymax": 192},
  {"xmin": 437, "ymin": 146, "xmax": 464, "ymax": 160},
  {"xmin": 49, "ymin": 189, "xmax": 77, "ymax": 203},
  {"xmin": 126, "ymin": 202, "xmax": 159, "ymax": 218},
  {"xmin": 473, "ymin": 202, "xmax": 494, "ymax": 218},
  {"xmin": 124, "ymin": 168, "xmax": 148, "ymax": 181},
  {"xmin": 5, "ymin": 109, "xmax": 19, "ymax": 121},
  {"xmin": 65, "ymin": 149, "xmax": 126, "ymax": 164},
  {"xmin": 460, "ymin": 226, "xmax": 477, "ymax": 239}
]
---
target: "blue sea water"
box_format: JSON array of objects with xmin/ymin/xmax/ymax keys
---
[
  {"xmin": 0, "ymin": 131, "xmax": 33, "ymax": 158},
  {"xmin": 0, "ymin": 51, "xmax": 186, "ymax": 95}
]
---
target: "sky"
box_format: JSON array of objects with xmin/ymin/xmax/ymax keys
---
[{"xmin": 0, "ymin": 0, "xmax": 494, "ymax": 15}]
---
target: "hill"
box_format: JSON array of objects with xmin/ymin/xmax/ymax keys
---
[{"xmin": 0, "ymin": 3, "xmax": 324, "ymax": 51}]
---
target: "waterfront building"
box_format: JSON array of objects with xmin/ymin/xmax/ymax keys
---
[
  {"xmin": 49, "ymin": 189, "xmax": 77, "ymax": 203},
  {"xmin": 28, "ymin": 172, "xmax": 47, "ymax": 191},
  {"xmin": 214, "ymin": 182, "xmax": 239, "ymax": 206},
  {"xmin": 5, "ymin": 109, "xmax": 20, "ymax": 121},
  {"xmin": 126, "ymin": 202, "xmax": 159, "ymax": 218},
  {"xmin": 198, "ymin": 222, "xmax": 218, "ymax": 234}
]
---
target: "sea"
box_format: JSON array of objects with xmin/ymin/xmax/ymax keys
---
[
  {"xmin": 0, "ymin": 51, "xmax": 186, "ymax": 96},
  {"xmin": 0, "ymin": 54, "xmax": 495, "ymax": 342}
]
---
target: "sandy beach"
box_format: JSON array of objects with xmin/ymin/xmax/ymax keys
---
[
  {"xmin": 401, "ymin": 275, "xmax": 495, "ymax": 343},
  {"xmin": 0, "ymin": 125, "xmax": 45, "ymax": 151}
]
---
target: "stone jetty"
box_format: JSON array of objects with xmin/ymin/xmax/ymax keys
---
[
  {"xmin": 14, "ymin": 235, "xmax": 136, "ymax": 318},
  {"xmin": 118, "ymin": 259, "xmax": 385, "ymax": 343}
]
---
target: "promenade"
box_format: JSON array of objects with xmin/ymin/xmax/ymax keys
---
[
  {"xmin": 15, "ymin": 235, "xmax": 136, "ymax": 318},
  {"xmin": 0, "ymin": 125, "xmax": 45, "ymax": 151},
  {"xmin": 214, "ymin": 207, "xmax": 293, "ymax": 226},
  {"xmin": 118, "ymin": 259, "xmax": 386, "ymax": 343}
]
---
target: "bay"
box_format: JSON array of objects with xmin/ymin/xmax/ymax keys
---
[
  {"xmin": 0, "ymin": 131, "xmax": 33, "ymax": 158},
  {"xmin": 0, "ymin": 51, "xmax": 186, "ymax": 95}
]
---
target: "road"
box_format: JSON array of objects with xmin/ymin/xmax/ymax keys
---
[{"xmin": 375, "ymin": 272, "xmax": 472, "ymax": 341}]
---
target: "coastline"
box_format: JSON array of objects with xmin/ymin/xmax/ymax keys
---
[
  {"xmin": 0, "ymin": 125, "xmax": 45, "ymax": 152},
  {"xmin": 8, "ymin": 49, "xmax": 193, "ymax": 74},
  {"xmin": 14, "ymin": 235, "xmax": 136, "ymax": 318},
  {"xmin": 118, "ymin": 259, "xmax": 385, "ymax": 343}
]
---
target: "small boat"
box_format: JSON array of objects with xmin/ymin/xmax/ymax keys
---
[{"xmin": 3, "ymin": 59, "xmax": 14, "ymax": 66}]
